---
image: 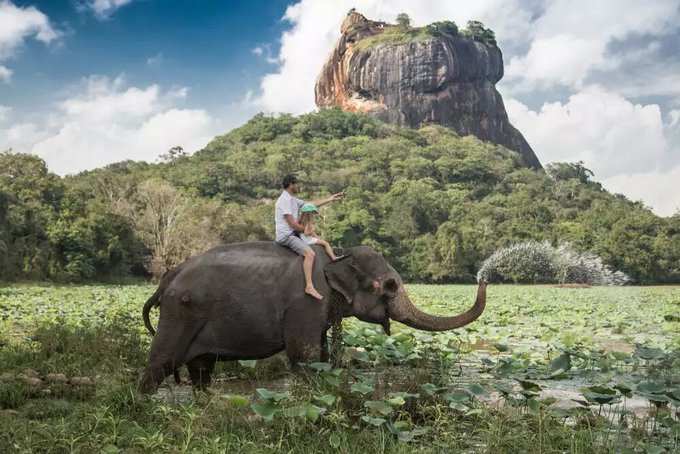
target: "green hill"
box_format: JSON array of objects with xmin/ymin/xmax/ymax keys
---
[{"xmin": 1, "ymin": 108, "xmax": 679, "ymax": 283}]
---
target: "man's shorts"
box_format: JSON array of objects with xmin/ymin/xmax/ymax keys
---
[{"xmin": 276, "ymin": 234, "xmax": 312, "ymax": 255}]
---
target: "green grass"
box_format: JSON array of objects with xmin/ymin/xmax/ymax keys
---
[
  {"xmin": 1, "ymin": 284, "xmax": 679, "ymax": 453},
  {"xmin": 352, "ymin": 26, "xmax": 437, "ymax": 52}
]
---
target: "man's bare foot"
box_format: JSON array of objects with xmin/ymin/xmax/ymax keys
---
[{"xmin": 305, "ymin": 286, "xmax": 323, "ymax": 300}]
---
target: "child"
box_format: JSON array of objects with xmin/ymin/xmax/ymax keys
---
[{"xmin": 298, "ymin": 203, "xmax": 337, "ymax": 261}]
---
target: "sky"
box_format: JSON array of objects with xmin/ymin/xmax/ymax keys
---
[{"xmin": 1, "ymin": 0, "xmax": 679, "ymax": 216}]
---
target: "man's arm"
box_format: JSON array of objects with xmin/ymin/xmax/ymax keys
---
[
  {"xmin": 310, "ymin": 191, "xmax": 344, "ymax": 208},
  {"xmin": 284, "ymin": 214, "xmax": 305, "ymax": 233}
]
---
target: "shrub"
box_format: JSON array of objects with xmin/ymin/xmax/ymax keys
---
[{"xmin": 477, "ymin": 241, "xmax": 630, "ymax": 285}]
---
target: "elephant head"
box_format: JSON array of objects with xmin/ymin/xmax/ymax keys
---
[{"xmin": 324, "ymin": 246, "xmax": 486, "ymax": 333}]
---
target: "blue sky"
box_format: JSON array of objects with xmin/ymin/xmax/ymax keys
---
[
  {"xmin": 2, "ymin": 0, "xmax": 289, "ymax": 117},
  {"xmin": 1, "ymin": 0, "xmax": 679, "ymax": 215}
]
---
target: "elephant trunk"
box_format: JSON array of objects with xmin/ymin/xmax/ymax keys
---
[{"xmin": 389, "ymin": 281, "xmax": 486, "ymax": 332}]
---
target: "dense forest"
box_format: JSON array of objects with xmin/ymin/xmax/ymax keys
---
[{"xmin": 1, "ymin": 108, "xmax": 679, "ymax": 283}]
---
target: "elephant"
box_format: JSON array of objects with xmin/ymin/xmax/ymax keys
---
[{"xmin": 139, "ymin": 241, "xmax": 486, "ymax": 393}]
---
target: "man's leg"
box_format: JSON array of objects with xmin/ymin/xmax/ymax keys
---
[
  {"xmin": 302, "ymin": 249, "xmax": 323, "ymax": 300},
  {"xmin": 279, "ymin": 236, "xmax": 323, "ymax": 301}
]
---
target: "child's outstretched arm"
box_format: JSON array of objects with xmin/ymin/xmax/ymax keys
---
[{"xmin": 304, "ymin": 222, "xmax": 314, "ymax": 236}]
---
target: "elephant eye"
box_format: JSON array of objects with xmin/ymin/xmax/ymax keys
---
[{"xmin": 383, "ymin": 278, "xmax": 398, "ymax": 297}]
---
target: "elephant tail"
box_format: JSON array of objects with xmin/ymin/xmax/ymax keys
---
[
  {"xmin": 143, "ymin": 265, "xmax": 187, "ymax": 384},
  {"xmin": 142, "ymin": 284, "xmax": 181, "ymax": 384},
  {"xmin": 142, "ymin": 286, "xmax": 162, "ymax": 336},
  {"xmin": 142, "ymin": 263, "xmax": 186, "ymax": 336}
]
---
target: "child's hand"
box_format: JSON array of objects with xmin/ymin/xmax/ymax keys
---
[{"xmin": 330, "ymin": 191, "xmax": 345, "ymax": 202}]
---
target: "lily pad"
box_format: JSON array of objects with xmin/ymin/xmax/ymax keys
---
[
  {"xmin": 251, "ymin": 401, "xmax": 278, "ymax": 421},
  {"xmin": 314, "ymin": 394, "xmax": 336, "ymax": 407},
  {"xmin": 580, "ymin": 386, "xmax": 620, "ymax": 405},
  {"xmin": 364, "ymin": 400, "xmax": 394, "ymax": 416},
  {"xmin": 351, "ymin": 381, "xmax": 374, "ymax": 395},
  {"xmin": 256, "ymin": 388, "xmax": 289, "ymax": 402},
  {"xmin": 361, "ymin": 415, "xmax": 386, "ymax": 427},
  {"xmin": 549, "ymin": 352, "xmax": 571, "ymax": 376}
]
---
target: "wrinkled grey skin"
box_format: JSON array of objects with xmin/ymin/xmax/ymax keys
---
[{"xmin": 139, "ymin": 242, "xmax": 486, "ymax": 393}]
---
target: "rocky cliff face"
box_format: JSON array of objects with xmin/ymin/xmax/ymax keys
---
[{"xmin": 315, "ymin": 11, "xmax": 541, "ymax": 169}]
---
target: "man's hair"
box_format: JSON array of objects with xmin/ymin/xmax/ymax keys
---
[{"xmin": 282, "ymin": 174, "xmax": 298, "ymax": 189}]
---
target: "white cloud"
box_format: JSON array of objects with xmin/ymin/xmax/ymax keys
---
[
  {"xmin": 0, "ymin": 1, "xmax": 59, "ymax": 78},
  {"xmin": 80, "ymin": 0, "xmax": 133, "ymax": 19},
  {"xmin": 506, "ymin": 35, "xmax": 609, "ymax": 90},
  {"xmin": 0, "ymin": 105, "xmax": 9, "ymax": 123},
  {"xmin": 0, "ymin": 76, "xmax": 220, "ymax": 175},
  {"xmin": 506, "ymin": 86, "xmax": 680, "ymax": 215},
  {"xmin": 670, "ymin": 110, "xmax": 680, "ymax": 128},
  {"xmin": 529, "ymin": 0, "xmax": 678, "ymax": 41},
  {"xmin": 1, "ymin": 103, "xmax": 45, "ymax": 155},
  {"xmin": 252, "ymin": 44, "xmax": 281, "ymax": 65},
  {"xmin": 505, "ymin": 0, "xmax": 680, "ymax": 91},
  {"xmin": 255, "ymin": 0, "xmax": 680, "ymax": 112},
  {"xmin": 0, "ymin": 1, "xmax": 59, "ymax": 58},
  {"xmin": 609, "ymin": 61, "xmax": 680, "ymax": 101},
  {"xmin": 602, "ymin": 170, "xmax": 680, "ymax": 217},
  {"xmin": 255, "ymin": 0, "xmax": 534, "ymax": 114},
  {"xmin": 0, "ymin": 121, "xmax": 47, "ymax": 152},
  {"xmin": 0, "ymin": 64, "xmax": 10, "ymax": 83},
  {"xmin": 506, "ymin": 86, "xmax": 671, "ymax": 178},
  {"xmin": 146, "ymin": 52, "xmax": 163, "ymax": 66}
]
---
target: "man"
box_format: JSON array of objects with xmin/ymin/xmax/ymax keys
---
[{"xmin": 275, "ymin": 174, "xmax": 344, "ymax": 300}]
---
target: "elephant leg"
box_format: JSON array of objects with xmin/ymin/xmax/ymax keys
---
[
  {"xmin": 139, "ymin": 317, "xmax": 208, "ymax": 394},
  {"xmin": 284, "ymin": 326, "xmax": 322, "ymax": 368},
  {"xmin": 139, "ymin": 360, "xmax": 176, "ymax": 394},
  {"xmin": 186, "ymin": 354, "xmax": 216, "ymax": 390}
]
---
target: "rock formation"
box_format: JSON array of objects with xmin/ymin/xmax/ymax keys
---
[{"xmin": 315, "ymin": 11, "xmax": 542, "ymax": 169}]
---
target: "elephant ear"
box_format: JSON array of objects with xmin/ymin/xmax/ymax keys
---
[{"xmin": 324, "ymin": 254, "xmax": 362, "ymax": 304}]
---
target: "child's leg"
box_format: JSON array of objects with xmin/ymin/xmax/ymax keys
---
[{"xmin": 316, "ymin": 239, "xmax": 337, "ymax": 261}]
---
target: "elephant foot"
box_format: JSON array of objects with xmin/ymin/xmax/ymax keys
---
[
  {"xmin": 139, "ymin": 364, "xmax": 171, "ymax": 394},
  {"xmin": 187, "ymin": 354, "xmax": 216, "ymax": 390}
]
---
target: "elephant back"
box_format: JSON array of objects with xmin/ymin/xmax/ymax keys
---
[{"xmin": 160, "ymin": 241, "xmax": 332, "ymax": 314}]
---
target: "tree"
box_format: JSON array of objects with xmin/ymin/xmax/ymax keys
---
[
  {"xmin": 426, "ymin": 21, "xmax": 458, "ymax": 37},
  {"xmin": 0, "ymin": 151, "xmax": 63, "ymax": 280},
  {"xmin": 462, "ymin": 20, "xmax": 496, "ymax": 46},
  {"xmin": 133, "ymin": 179, "xmax": 225, "ymax": 278},
  {"xmin": 1, "ymin": 110, "xmax": 679, "ymax": 284},
  {"xmin": 159, "ymin": 145, "xmax": 187, "ymax": 163},
  {"xmin": 396, "ymin": 13, "xmax": 411, "ymax": 30},
  {"xmin": 546, "ymin": 161, "xmax": 594, "ymax": 184}
]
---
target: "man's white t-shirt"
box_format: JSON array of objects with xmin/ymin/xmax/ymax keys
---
[{"xmin": 275, "ymin": 190, "xmax": 305, "ymax": 241}]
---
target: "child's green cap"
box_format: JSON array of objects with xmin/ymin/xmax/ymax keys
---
[{"xmin": 300, "ymin": 203, "xmax": 319, "ymax": 213}]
